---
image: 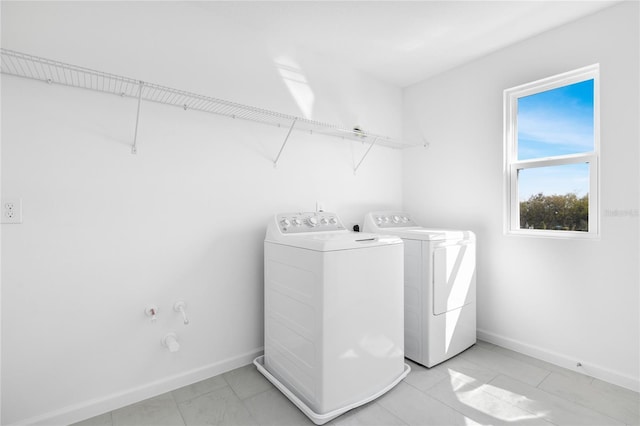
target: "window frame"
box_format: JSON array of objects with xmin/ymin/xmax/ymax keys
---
[{"xmin": 503, "ymin": 64, "xmax": 600, "ymax": 239}]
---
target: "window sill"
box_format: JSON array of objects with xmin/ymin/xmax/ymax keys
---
[{"xmin": 505, "ymin": 229, "xmax": 600, "ymax": 240}]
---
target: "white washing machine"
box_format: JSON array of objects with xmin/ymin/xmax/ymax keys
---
[
  {"xmin": 255, "ymin": 212, "xmax": 410, "ymax": 425},
  {"xmin": 363, "ymin": 212, "xmax": 476, "ymax": 368}
]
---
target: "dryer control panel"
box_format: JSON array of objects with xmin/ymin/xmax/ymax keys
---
[
  {"xmin": 276, "ymin": 212, "xmax": 346, "ymax": 233},
  {"xmin": 368, "ymin": 212, "xmax": 418, "ymax": 229}
]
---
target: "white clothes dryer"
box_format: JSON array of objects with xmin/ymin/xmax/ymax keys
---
[
  {"xmin": 255, "ymin": 212, "xmax": 410, "ymax": 425},
  {"xmin": 363, "ymin": 212, "xmax": 476, "ymax": 368}
]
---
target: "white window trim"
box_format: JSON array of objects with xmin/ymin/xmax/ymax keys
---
[{"xmin": 503, "ymin": 64, "xmax": 600, "ymax": 239}]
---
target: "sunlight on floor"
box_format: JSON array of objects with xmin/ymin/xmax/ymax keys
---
[{"xmin": 449, "ymin": 371, "xmax": 548, "ymax": 423}]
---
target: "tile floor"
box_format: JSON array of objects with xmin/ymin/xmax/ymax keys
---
[{"xmin": 74, "ymin": 341, "xmax": 640, "ymax": 426}]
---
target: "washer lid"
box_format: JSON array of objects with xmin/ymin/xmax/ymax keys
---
[
  {"xmin": 363, "ymin": 211, "xmax": 475, "ymax": 241},
  {"xmin": 265, "ymin": 212, "xmax": 402, "ymax": 251},
  {"xmin": 266, "ymin": 230, "xmax": 402, "ymax": 251}
]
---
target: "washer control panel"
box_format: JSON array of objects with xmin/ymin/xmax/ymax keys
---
[
  {"xmin": 370, "ymin": 213, "xmax": 417, "ymax": 228},
  {"xmin": 277, "ymin": 212, "xmax": 345, "ymax": 233}
]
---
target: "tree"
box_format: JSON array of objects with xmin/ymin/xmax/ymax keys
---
[{"xmin": 520, "ymin": 193, "xmax": 588, "ymax": 231}]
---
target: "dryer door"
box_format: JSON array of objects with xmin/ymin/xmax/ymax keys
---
[{"xmin": 433, "ymin": 241, "xmax": 475, "ymax": 315}]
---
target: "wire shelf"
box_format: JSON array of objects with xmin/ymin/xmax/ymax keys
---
[{"xmin": 1, "ymin": 48, "xmax": 415, "ymax": 150}]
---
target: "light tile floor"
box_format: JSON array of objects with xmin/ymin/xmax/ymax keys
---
[{"xmin": 73, "ymin": 341, "xmax": 640, "ymax": 426}]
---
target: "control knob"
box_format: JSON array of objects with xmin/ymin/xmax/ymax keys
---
[
  {"xmin": 392, "ymin": 215, "xmax": 400, "ymax": 224},
  {"xmin": 306, "ymin": 217, "xmax": 318, "ymax": 227},
  {"xmin": 292, "ymin": 218, "xmax": 302, "ymax": 226},
  {"xmin": 329, "ymin": 217, "xmax": 338, "ymax": 224},
  {"xmin": 320, "ymin": 217, "xmax": 329, "ymax": 225},
  {"xmin": 280, "ymin": 218, "xmax": 291, "ymax": 227}
]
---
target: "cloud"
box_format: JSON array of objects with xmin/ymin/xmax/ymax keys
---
[{"xmin": 517, "ymin": 79, "xmax": 594, "ymax": 156}]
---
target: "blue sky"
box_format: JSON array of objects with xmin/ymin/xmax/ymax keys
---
[
  {"xmin": 517, "ymin": 79, "xmax": 593, "ymax": 200},
  {"xmin": 518, "ymin": 163, "xmax": 589, "ymax": 201}
]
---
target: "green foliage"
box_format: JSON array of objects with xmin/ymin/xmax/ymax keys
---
[{"xmin": 520, "ymin": 193, "xmax": 589, "ymax": 231}]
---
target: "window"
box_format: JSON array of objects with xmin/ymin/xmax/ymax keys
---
[{"xmin": 504, "ymin": 65, "xmax": 599, "ymax": 238}]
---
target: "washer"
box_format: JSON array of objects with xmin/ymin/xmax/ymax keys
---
[
  {"xmin": 255, "ymin": 212, "xmax": 410, "ymax": 425},
  {"xmin": 363, "ymin": 212, "xmax": 476, "ymax": 368}
]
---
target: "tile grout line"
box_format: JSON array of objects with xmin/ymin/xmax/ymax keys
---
[
  {"xmin": 407, "ymin": 383, "xmax": 486, "ymax": 426},
  {"xmin": 538, "ymin": 373, "xmax": 639, "ymax": 425},
  {"xmin": 371, "ymin": 401, "xmax": 410, "ymax": 426},
  {"xmin": 461, "ymin": 346, "xmax": 562, "ymax": 389},
  {"xmin": 528, "ymin": 371, "xmax": 635, "ymax": 425},
  {"xmin": 224, "ymin": 369, "xmax": 278, "ymax": 425},
  {"xmin": 471, "ymin": 376, "xmax": 559, "ymax": 426},
  {"xmin": 239, "ymin": 396, "xmax": 261, "ymax": 426},
  {"xmin": 402, "ymin": 371, "xmax": 451, "ymax": 394},
  {"xmin": 483, "ymin": 374, "xmax": 567, "ymax": 426},
  {"xmin": 483, "ymin": 341, "xmax": 597, "ymax": 385},
  {"xmin": 75, "ymin": 352, "xmax": 639, "ymax": 426},
  {"xmin": 412, "ymin": 370, "xmax": 520, "ymax": 426},
  {"xmin": 169, "ymin": 388, "xmax": 188, "ymax": 426},
  {"xmin": 535, "ymin": 370, "xmax": 553, "ymax": 389},
  {"xmin": 534, "ymin": 373, "xmax": 631, "ymax": 426}
]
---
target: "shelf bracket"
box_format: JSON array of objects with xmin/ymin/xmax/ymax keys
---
[
  {"xmin": 273, "ymin": 118, "xmax": 297, "ymax": 168},
  {"xmin": 131, "ymin": 81, "xmax": 144, "ymax": 155},
  {"xmin": 353, "ymin": 137, "xmax": 378, "ymax": 175}
]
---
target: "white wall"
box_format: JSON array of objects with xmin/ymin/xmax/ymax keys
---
[
  {"xmin": 1, "ymin": 3, "xmax": 403, "ymax": 425},
  {"xmin": 403, "ymin": 2, "xmax": 639, "ymax": 391}
]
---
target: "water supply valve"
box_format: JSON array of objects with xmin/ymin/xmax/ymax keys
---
[
  {"xmin": 174, "ymin": 300, "xmax": 189, "ymax": 325},
  {"xmin": 145, "ymin": 305, "xmax": 159, "ymax": 322},
  {"xmin": 162, "ymin": 332, "xmax": 180, "ymax": 352}
]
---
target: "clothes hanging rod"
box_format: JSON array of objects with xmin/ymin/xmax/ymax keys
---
[{"xmin": 0, "ymin": 48, "xmax": 417, "ymax": 150}]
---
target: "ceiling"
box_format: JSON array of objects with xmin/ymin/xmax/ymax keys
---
[{"xmin": 194, "ymin": 1, "xmax": 621, "ymax": 87}]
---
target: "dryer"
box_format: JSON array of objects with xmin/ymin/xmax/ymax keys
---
[
  {"xmin": 363, "ymin": 212, "xmax": 476, "ymax": 368},
  {"xmin": 255, "ymin": 212, "xmax": 410, "ymax": 425}
]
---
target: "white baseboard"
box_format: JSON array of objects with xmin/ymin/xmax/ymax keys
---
[
  {"xmin": 12, "ymin": 347, "xmax": 264, "ymax": 426},
  {"xmin": 477, "ymin": 329, "xmax": 639, "ymax": 392}
]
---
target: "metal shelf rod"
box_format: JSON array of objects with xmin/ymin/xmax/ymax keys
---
[
  {"xmin": 1, "ymin": 48, "xmax": 419, "ymax": 156},
  {"xmin": 131, "ymin": 81, "xmax": 144, "ymax": 155},
  {"xmin": 273, "ymin": 119, "xmax": 297, "ymax": 167},
  {"xmin": 354, "ymin": 137, "xmax": 378, "ymax": 174}
]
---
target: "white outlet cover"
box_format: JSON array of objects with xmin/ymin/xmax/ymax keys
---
[{"xmin": 2, "ymin": 198, "xmax": 23, "ymax": 224}]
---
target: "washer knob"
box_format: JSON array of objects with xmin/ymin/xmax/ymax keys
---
[
  {"xmin": 392, "ymin": 215, "xmax": 400, "ymax": 223},
  {"xmin": 329, "ymin": 217, "xmax": 338, "ymax": 224},
  {"xmin": 376, "ymin": 217, "xmax": 383, "ymax": 225},
  {"xmin": 292, "ymin": 218, "xmax": 302, "ymax": 226},
  {"xmin": 320, "ymin": 217, "xmax": 329, "ymax": 225},
  {"xmin": 280, "ymin": 218, "xmax": 291, "ymax": 227},
  {"xmin": 306, "ymin": 217, "xmax": 318, "ymax": 227}
]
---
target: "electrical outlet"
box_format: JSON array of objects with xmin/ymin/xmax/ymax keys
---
[{"xmin": 2, "ymin": 198, "xmax": 23, "ymax": 224}]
